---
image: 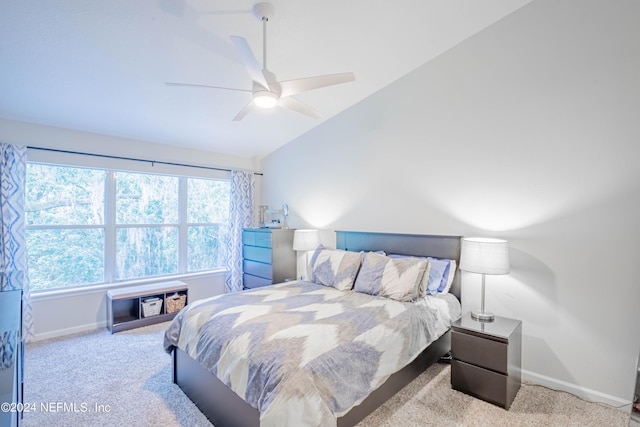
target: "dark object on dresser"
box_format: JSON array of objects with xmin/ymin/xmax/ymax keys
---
[
  {"xmin": 451, "ymin": 313, "xmax": 522, "ymax": 409},
  {"xmin": 242, "ymin": 228, "xmax": 296, "ymax": 289}
]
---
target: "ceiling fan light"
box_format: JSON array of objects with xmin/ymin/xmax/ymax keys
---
[{"xmin": 254, "ymin": 91, "xmax": 278, "ymax": 108}]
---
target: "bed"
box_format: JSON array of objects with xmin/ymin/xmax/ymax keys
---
[{"xmin": 164, "ymin": 231, "xmax": 462, "ymax": 427}]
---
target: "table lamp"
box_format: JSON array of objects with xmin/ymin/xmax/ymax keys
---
[
  {"xmin": 293, "ymin": 229, "xmax": 320, "ymax": 280},
  {"xmin": 460, "ymin": 237, "xmax": 510, "ymax": 322}
]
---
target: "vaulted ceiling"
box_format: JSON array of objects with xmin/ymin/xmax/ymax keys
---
[{"xmin": 0, "ymin": 0, "xmax": 533, "ymax": 158}]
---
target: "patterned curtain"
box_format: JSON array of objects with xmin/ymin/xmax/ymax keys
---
[
  {"xmin": 0, "ymin": 143, "xmax": 33, "ymax": 341},
  {"xmin": 224, "ymin": 170, "xmax": 255, "ymax": 293}
]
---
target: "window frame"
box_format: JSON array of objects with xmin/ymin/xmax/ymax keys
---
[{"xmin": 26, "ymin": 162, "xmax": 230, "ymax": 292}]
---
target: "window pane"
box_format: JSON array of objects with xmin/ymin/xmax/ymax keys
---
[
  {"xmin": 27, "ymin": 228, "xmax": 104, "ymax": 290},
  {"xmin": 26, "ymin": 164, "xmax": 105, "ymax": 226},
  {"xmin": 116, "ymin": 227, "xmax": 178, "ymax": 280},
  {"xmin": 188, "ymin": 225, "xmax": 228, "ymax": 271},
  {"xmin": 116, "ymin": 172, "xmax": 178, "ymax": 224},
  {"xmin": 187, "ymin": 178, "xmax": 230, "ymax": 223}
]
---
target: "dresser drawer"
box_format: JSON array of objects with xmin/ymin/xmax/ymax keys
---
[
  {"xmin": 243, "ymin": 260, "xmax": 273, "ymax": 280},
  {"xmin": 243, "ymin": 245, "xmax": 272, "ymax": 263},
  {"xmin": 242, "ymin": 230, "xmax": 272, "ymax": 248},
  {"xmin": 254, "ymin": 232, "xmax": 272, "ymax": 248},
  {"xmin": 243, "ymin": 274, "xmax": 272, "ymax": 289},
  {"xmin": 451, "ymin": 330, "xmax": 508, "ymax": 374},
  {"xmin": 452, "ymin": 359, "xmax": 515, "ymax": 409},
  {"xmin": 242, "ymin": 230, "xmax": 256, "ymax": 246}
]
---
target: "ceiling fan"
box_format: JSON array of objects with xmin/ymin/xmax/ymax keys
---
[{"xmin": 165, "ymin": 2, "xmax": 355, "ymax": 121}]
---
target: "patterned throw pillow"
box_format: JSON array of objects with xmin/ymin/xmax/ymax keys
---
[
  {"xmin": 353, "ymin": 252, "xmax": 429, "ymax": 302},
  {"xmin": 308, "ymin": 247, "xmax": 363, "ymax": 291}
]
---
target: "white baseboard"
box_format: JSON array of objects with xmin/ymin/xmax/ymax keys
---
[
  {"xmin": 32, "ymin": 320, "xmax": 107, "ymax": 342},
  {"xmin": 522, "ymin": 369, "xmax": 630, "ymax": 409}
]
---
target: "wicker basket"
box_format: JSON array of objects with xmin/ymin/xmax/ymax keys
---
[
  {"xmin": 141, "ymin": 297, "xmax": 162, "ymax": 317},
  {"xmin": 166, "ymin": 293, "xmax": 187, "ymax": 314}
]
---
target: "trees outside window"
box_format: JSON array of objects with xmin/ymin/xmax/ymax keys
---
[{"xmin": 26, "ymin": 164, "xmax": 230, "ymax": 291}]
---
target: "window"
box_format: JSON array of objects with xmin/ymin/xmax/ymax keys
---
[
  {"xmin": 26, "ymin": 165, "xmax": 106, "ymax": 288},
  {"xmin": 115, "ymin": 172, "xmax": 179, "ymax": 280},
  {"xmin": 186, "ymin": 178, "xmax": 230, "ymax": 272},
  {"xmin": 26, "ymin": 164, "xmax": 230, "ymax": 291}
]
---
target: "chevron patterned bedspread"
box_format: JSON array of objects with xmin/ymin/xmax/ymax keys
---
[{"xmin": 164, "ymin": 280, "xmax": 459, "ymax": 427}]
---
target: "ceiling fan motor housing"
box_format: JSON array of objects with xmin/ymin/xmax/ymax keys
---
[{"xmin": 253, "ymin": 69, "xmax": 279, "ymax": 108}]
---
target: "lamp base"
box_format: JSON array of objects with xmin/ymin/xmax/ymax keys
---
[{"xmin": 471, "ymin": 310, "xmax": 495, "ymax": 322}]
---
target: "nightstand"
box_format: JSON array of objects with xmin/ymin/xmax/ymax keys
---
[{"xmin": 451, "ymin": 313, "xmax": 522, "ymax": 409}]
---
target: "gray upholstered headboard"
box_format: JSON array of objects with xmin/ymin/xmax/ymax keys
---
[{"xmin": 335, "ymin": 231, "xmax": 462, "ymax": 301}]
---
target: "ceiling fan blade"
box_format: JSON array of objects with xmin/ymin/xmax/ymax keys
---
[
  {"xmin": 279, "ymin": 72, "xmax": 355, "ymax": 98},
  {"xmin": 232, "ymin": 101, "xmax": 255, "ymax": 121},
  {"xmin": 165, "ymin": 82, "xmax": 251, "ymax": 93},
  {"xmin": 230, "ymin": 36, "xmax": 269, "ymax": 89},
  {"xmin": 278, "ymin": 97, "xmax": 323, "ymax": 119}
]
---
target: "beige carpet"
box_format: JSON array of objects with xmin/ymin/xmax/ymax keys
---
[
  {"xmin": 21, "ymin": 322, "xmax": 629, "ymax": 426},
  {"xmin": 357, "ymin": 362, "xmax": 629, "ymax": 427}
]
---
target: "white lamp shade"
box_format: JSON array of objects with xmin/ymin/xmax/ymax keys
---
[
  {"xmin": 460, "ymin": 237, "xmax": 510, "ymax": 275},
  {"xmin": 293, "ymin": 229, "xmax": 320, "ymax": 251}
]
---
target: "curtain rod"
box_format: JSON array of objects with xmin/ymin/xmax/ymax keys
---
[{"xmin": 26, "ymin": 146, "xmax": 263, "ymax": 176}]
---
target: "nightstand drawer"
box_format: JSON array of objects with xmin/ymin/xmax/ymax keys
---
[
  {"xmin": 451, "ymin": 359, "xmax": 519, "ymax": 409},
  {"xmin": 243, "ymin": 260, "xmax": 273, "ymax": 280},
  {"xmin": 243, "ymin": 245, "xmax": 272, "ymax": 263},
  {"xmin": 451, "ymin": 330, "xmax": 508, "ymax": 374}
]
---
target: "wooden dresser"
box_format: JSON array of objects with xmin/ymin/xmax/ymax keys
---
[
  {"xmin": 451, "ymin": 313, "xmax": 522, "ymax": 409},
  {"xmin": 242, "ymin": 228, "xmax": 296, "ymax": 289}
]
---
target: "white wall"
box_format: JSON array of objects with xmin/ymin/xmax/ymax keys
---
[
  {"xmin": 261, "ymin": 0, "xmax": 640, "ymax": 406},
  {"xmin": 0, "ymin": 118, "xmax": 260, "ymax": 174}
]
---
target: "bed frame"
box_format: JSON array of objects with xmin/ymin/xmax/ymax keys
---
[{"xmin": 172, "ymin": 231, "xmax": 462, "ymax": 427}]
